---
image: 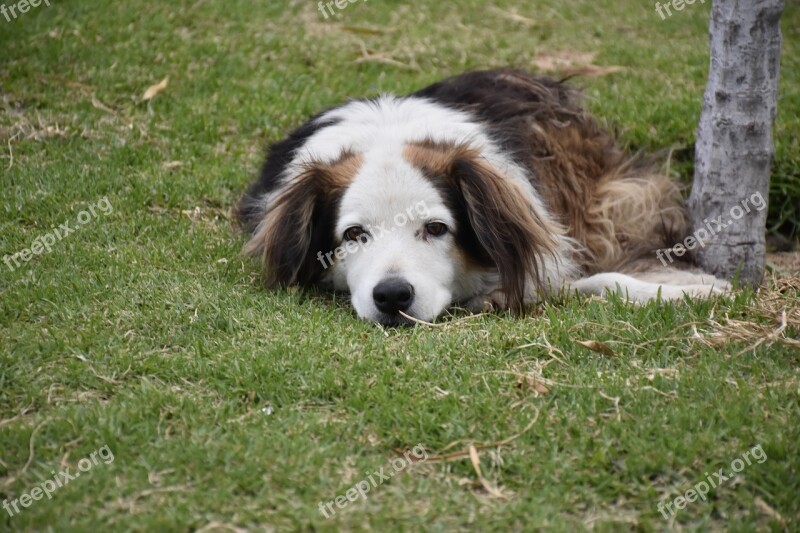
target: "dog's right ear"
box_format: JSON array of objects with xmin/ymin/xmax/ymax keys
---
[
  {"xmin": 404, "ymin": 141, "xmax": 562, "ymax": 313},
  {"xmin": 240, "ymin": 162, "xmax": 346, "ymax": 287}
]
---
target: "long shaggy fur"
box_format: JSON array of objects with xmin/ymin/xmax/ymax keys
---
[{"xmin": 413, "ymin": 68, "xmax": 688, "ymax": 274}]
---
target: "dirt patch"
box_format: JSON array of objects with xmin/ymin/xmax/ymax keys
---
[{"xmin": 766, "ymin": 251, "xmax": 800, "ymax": 276}]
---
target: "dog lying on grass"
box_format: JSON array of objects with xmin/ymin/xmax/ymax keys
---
[{"xmin": 237, "ymin": 68, "xmax": 729, "ymax": 325}]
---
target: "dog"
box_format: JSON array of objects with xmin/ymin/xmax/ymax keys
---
[{"xmin": 237, "ymin": 68, "xmax": 729, "ymax": 325}]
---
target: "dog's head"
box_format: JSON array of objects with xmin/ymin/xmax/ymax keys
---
[{"xmin": 242, "ymin": 141, "xmax": 559, "ymax": 325}]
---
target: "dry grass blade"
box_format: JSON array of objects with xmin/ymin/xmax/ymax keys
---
[
  {"xmin": 1, "ymin": 420, "xmax": 49, "ymax": 490},
  {"xmin": 510, "ymin": 333, "xmax": 568, "ymax": 366},
  {"xmin": 576, "ymin": 339, "xmax": 615, "ymax": 356},
  {"xmin": 532, "ymin": 50, "xmax": 596, "ymax": 71},
  {"xmin": 426, "ymin": 407, "xmax": 539, "ymax": 463},
  {"xmin": 562, "ymin": 65, "xmax": 626, "ymax": 77},
  {"xmin": 398, "ymin": 311, "xmax": 444, "ymax": 327},
  {"xmin": 469, "ymin": 445, "xmax": 506, "ymax": 499},
  {"xmin": 113, "ymin": 482, "xmax": 197, "ymax": 513},
  {"xmin": 354, "ymin": 42, "xmax": 420, "ymax": 71},
  {"xmin": 143, "ymin": 77, "xmax": 169, "ymax": 101},
  {"xmin": 598, "ymin": 391, "xmax": 621, "ymax": 421},
  {"xmin": 196, "ymin": 522, "xmax": 250, "ymax": 533},
  {"xmin": 488, "ymin": 6, "xmax": 538, "ymax": 26},
  {"xmin": 0, "ymin": 403, "xmax": 34, "ymax": 429},
  {"xmin": 6, "ymin": 131, "xmax": 19, "ymax": 170},
  {"xmin": 91, "ymin": 94, "xmax": 117, "ymax": 115},
  {"xmin": 755, "ymin": 496, "xmax": 786, "ymax": 526},
  {"xmin": 341, "ymin": 25, "xmax": 388, "ymax": 35},
  {"xmin": 532, "ymin": 50, "xmax": 624, "ymax": 77}
]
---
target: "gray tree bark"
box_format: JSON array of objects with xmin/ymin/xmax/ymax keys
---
[{"xmin": 688, "ymin": 0, "xmax": 784, "ymax": 287}]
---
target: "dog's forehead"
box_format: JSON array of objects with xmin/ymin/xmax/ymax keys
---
[{"xmin": 337, "ymin": 149, "xmax": 451, "ymax": 228}]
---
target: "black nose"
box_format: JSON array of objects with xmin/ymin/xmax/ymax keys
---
[{"xmin": 373, "ymin": 277, "xmax": 415, "ymax": 315}]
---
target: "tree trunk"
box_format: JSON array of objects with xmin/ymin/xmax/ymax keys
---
[{"xmin": 688, "ymin": 0, "xmax": 784, "ymax": 287}]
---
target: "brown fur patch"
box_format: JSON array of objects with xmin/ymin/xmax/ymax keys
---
[
  {"xmin": 402, "ymin": 140, "xmax": 461, "ymax": 176},
  {"xmin": 324, "ymin": 151, "xmax": 365, "ymax": 187},
  {"xmin": 404, "ymin": 141, "xmax": 562, "ymax": 312},
  {"xmin": 521, "ymin": 119, "xmax": 688, "ymax": 273}
]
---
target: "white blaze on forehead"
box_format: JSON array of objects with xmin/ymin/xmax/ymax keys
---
[
  {"xmin": 337, "ymin": 149, "xmax": 453, "ymax": 234},
  {"xmin": 302, "ymin": 96, "xmax": 488, "ymax": 163},
  {"xmin": 286, "ymin": 95, "xmax": 542, "ymax": 209}
]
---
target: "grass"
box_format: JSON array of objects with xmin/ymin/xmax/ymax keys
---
[{"xmin": 1, "ymin": 0, "xmax": 799, "ymax": 530}]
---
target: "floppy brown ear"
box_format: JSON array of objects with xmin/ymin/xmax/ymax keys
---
[
  {"xmin": 243, "ymin": 164, "xmax": 343, "ymax": 287},
  {"xmin": 448, "ymin": 153, "xmax": 560, "ymax": 312}
]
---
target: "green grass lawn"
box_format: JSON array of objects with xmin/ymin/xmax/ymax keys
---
[{"xmin": 1, "ymin": 0, "xmax": 799, "ymax": 530}]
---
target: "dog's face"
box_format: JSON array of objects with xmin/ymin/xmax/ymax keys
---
[
  {"xmin": 329, "ymin": 150, "xmax": 467, "ymax": 325},
  {"xmin": 244, "ymin": 138, "xmax": 561, "ymax": 325}
]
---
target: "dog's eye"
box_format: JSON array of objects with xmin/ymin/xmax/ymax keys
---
[
  {"xmin": 425, "ymin": 222, "xmax": 448, "ymax": 237},
  {"xmin": 343, "ymin": 226, "xmax": 368, "ymax": 242}
]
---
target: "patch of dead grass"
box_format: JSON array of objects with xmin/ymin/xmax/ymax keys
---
[{"xmin": 692, "ymin": 274, "xmax": 800, "ymax": 354}]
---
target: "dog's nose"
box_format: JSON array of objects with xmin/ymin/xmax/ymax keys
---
[{"xmin": 373, "ymin": 277, "xmax": 415, "ymax": 315}]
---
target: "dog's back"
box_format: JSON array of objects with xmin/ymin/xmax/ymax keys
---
[{"xmin": 415, "ymin": 68, "xmax": 688, "ymax": 274}]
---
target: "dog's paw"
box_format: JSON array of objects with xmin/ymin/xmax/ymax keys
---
[{"xmin": 659, "ymin": 283, "xmax": 729, "ymax": 301}]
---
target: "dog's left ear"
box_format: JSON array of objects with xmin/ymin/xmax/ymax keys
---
[
  {"xmin": 242, "ymin": 163, "xmax": 342, "ymax": 287},
  {"xmin": 448, "ymin": 151, "xmax": 561, "ymax": 312}
]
